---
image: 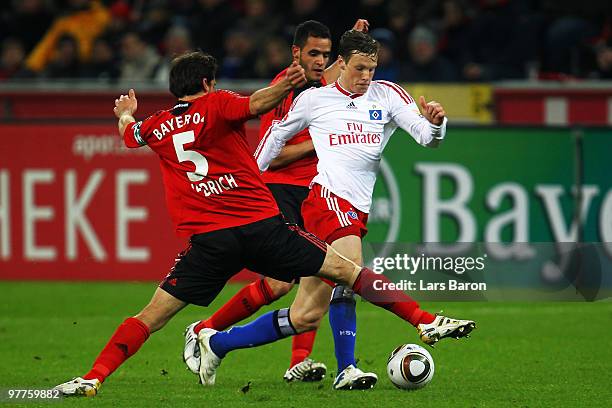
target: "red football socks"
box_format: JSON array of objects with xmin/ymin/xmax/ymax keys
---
[
  {"xmin": 290, "ymin": 330, "xmax": 317, "ymax": 368},
  {"xmin": 195, "ymin": 279, "xmax": 275, "ymax": 333},
  {"xmin": 352, "ymin": 267, "xmax": 435, "ymax": 326},
  {"xmin": 83, "ymin": 317, "xmax": 150, "ymax": 383}
]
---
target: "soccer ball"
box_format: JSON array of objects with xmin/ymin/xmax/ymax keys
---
[{"xmin": 386, "ymin": 344, "xmax": 434, "ymax": 389}]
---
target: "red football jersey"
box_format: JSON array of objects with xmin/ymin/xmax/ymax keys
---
[
  {"xmin": 259, "ymin": 69, "xmax": 324, "ymax": 186},
  {"xmin": 123, "ymin": 90, "xmax": 280, "ymax": 236}
]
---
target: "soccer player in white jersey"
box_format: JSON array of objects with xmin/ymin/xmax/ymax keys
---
[
  {"xmin": 193, "ymin": 30, "xmax": 475, "ymax": 389},
  {"xmin": 256, "ymin": 29, "xmax": 471, "ymax": 352}
]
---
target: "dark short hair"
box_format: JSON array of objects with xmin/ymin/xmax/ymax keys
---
[
  {"xmin": 169, "ymin": 51, "xmax": 217, "ymax": 98},
  {"xmin": 338, "ymin": 30, "xmax": 379, "ymax": 62},
  {"xmin": 293, "ymin": 20, "xmax": 331, "ymax": 48}
]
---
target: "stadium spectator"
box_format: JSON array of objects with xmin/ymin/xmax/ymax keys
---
[
  {"xmin": 370, "ymin": 28, "xmax": 400, "ymax": 81},
  {"xmin": 423, "ymin": 0, "xmax": 473, "ymax": 70},
  {"xmin": 103, "ymin": 0, "xmax": 135, "ymax": 45},
  {"xmin": 400, "ymin": 26, "xmax": 458, "ymax": 82},
  {"xmin": 118, "ymin": 31, "xmax": 161, "ymax": 83},
  {"xmin": 254, "ymin": 36, "xmax": 292, "ymax": 79},
  {"xmin": 43, "ymin": 33, "xmax": 81, "ymax": 78},
  {"xmin": 0, "ymin": 38, "xmax": 28, "ymax": 80},
  {"xmin": 25, "ymin": 0, "xmax": 111, "ymax": 73},
  {"xmin": 155, "ymin": 25, "xmax": 193, "ymax": 84},
  {"xmin": 80, "ymin": 35, "xmax": 119, "ymax": 80},
  {"xmin": 539, "ymin": 0, "xmax": 608, "ymax": 78},
  {"xmin": 356, "ymin": 0, "xmax": 389, "ymax": 30},
  {"xmin": 386, "ymin": 0, "xmax": 416, "ymax": 61},
  {"xmin": 189, "ymin": 0, "xmax": 238, "ymax": 60},
  {"xmin": 283, "ymin": 0, "xmax": 332, "ymax": 41},
  {"xmin": 593, "ymin": 40, "xmax": 612, "ymax": 79},
  {"xmin": 1, "ymin": 0, "xmax": 54, "ymax": 54},
  {"xmin": 0, "ymin": 0, "xmax": 609, "ymax": 82},
  {"xmin": 218, "ymin": 28, "xmax": 257, "ymax": 79},
  {"xmin": 460, "ymin": 0, "xmax": 532, "ymax": 81},
  {"xmin": 136, "ymin": 1, "xmax": 172, "ymax": 48},
  {"xmin": 234, "ymin": 0, "xmax": 281, "ymax": 45}
]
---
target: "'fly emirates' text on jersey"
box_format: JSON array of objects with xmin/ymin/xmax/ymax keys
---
[
  {"xmin": 255, "ymin": 80, "xmax": 447, "ymax": 213},
  {"xmin": 124, "ymin": 90, "xmax": 279, "ymax": 236},
  {"xmin": 258, "ymin": 69, "xmax": 326, "ymax": 187}
]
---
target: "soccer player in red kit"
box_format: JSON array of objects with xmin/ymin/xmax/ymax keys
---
[
  {"xmin": 54, "ymin": 51, "xmax": 474, "ymax": 398},
  {"xmin": 183, "ymin": 20, "xmax": 376, "ymax": 387}
]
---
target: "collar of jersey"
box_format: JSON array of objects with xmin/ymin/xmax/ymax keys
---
[{"xmin": 334, "ymin": 81, "xmax": 364, "ymax": 99}]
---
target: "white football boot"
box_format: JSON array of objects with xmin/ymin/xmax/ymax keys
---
[
  {"xmin": 332, "ymin": 365, "xmax": 378, "ymax": 390},
  {"xmin": 283, "ymin": 358, "xmax": 327, "ymax": 382},
  {"xmin": 53, "ymin": 377, "xmax": 101, "ymax": 397},
  {"xmin": 417, "ymin": 314, "xmax": 476, "ymax": 346},
  {"xmin": 197, "ymin": 328, "xmax": 222, "ymax": 386},
  {"xmin": 183, "ymin": 321, "xmax": 200, "ymax": 375}
]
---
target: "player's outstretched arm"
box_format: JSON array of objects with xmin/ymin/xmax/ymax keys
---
[
  {"xmin": 390, "ymin": 87, "xmax": 448, "ymax": 149},
  {"xmin": 323, "ymin": 19, "xmax": 369, "ymax": 84},
  {"xmin": 249, "ymin": 61, "xmax": 306, "ymax": 115},
  {"xmin": 269, "ymin": 139, "xmax": 315, "ymax": 170},
  {"xmin": 254, "ymin": 88, "xmax": 312, "ymax": 172},
  {"xmin": 114, "ymin": 88, "xmax": 138, "ymax": 136},
  {"xmin": 417, "ymin": 95, "xmax": 447, "ymax": 148}
]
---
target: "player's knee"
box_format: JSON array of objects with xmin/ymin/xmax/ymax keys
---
[
  {"xmin": 320, "ymin": 251, "xmax": 357, "ymax": 286},
  {"xmin": 134, "ymin": 310, "xmax": 167, "ymax": 333},
  {"xmin": 134, "ymin": 303, "xmax": 177, "ymax": 333},
  {"xmin": 330, "ymin": 285, "xmax": 356, "ymax": 306},
  {"xmin": 290, "ymin": 308, "xmax": 324, "ymax": 332},
  {"xmin": 265, "ymin": 279, "xmax": 293, "ymax": 298}
]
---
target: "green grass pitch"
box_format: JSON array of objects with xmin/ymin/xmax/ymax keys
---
[{"xmin": 1, "ymin": 281, "xmax": 611, "ymax": 407}]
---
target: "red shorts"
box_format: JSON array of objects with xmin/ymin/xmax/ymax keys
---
[{"xmin": 302, "ymin": 184, "xmax": 369, "ymax": 244}]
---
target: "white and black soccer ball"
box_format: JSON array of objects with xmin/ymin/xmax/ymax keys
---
[{"xmin": 387, "ymin": 344, "xmax": 434, "ymax": 390}]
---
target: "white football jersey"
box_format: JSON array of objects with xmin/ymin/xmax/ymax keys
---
[{"xmin": 255, "ymin": 80, "xmax": 447, "ymax": 212}]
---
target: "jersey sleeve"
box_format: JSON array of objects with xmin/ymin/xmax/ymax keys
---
[
  {"xmin": 214, "ymin": 90, "xmax": 255, "ymax": 122},
  {"xmin": 254, "ymin": 88, "xmax": 312, "ymax": 172},
  {"xmin": 258, "ymin": 73, "xmax": 286, "ymax": 134},
  {"xmin": 122, "ymin": 116, "xmax": 155, "ymax": 148},
  {"xmin": 384, "ymin": 82, "xmax": 447, "ymax": 147}
]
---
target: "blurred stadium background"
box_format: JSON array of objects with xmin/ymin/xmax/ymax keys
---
[
  {"xmin": 1, "ymin": 1, "xmax": 611, "ymax": 406},
  {"xmin": 1, "ymin": 0, "xmax": 611, "ymax": 279}
]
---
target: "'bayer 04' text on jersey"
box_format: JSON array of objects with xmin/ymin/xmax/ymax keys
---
[
  {"xmin": 123, "ymin": 90, "xmax": 279, "ymax": 236},
  {"xmin": 258, "ymin": 69, "xmax": 326, "ymax": 187},
  {"xmin": 255, "ymin": 80, "xmax": 448, "ymax": 213}
]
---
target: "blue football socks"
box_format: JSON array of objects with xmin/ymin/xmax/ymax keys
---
[{"xmin": 209, "ymin": 308, "xmax": 296, "ymax": 358}]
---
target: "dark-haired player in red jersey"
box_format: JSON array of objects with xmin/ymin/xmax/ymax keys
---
[
  {"xmin": 183, "ymin": 19, "xmax": 376, "ymax": 387},
  {"xmin": 53, "ymin": 50, "xmax": 472, "ymax": 398}
]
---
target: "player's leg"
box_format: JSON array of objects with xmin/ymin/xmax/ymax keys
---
[
  {"xmin": 288, "ymin": 275, "xmax": 378, "ymax": 390},
  {"xmin": 326, "ymin": 236, "xmax": 361, "ymax": 376},
  {"xmin": 267, "ymin": 183, "xmax": 323, "ymax": 378},
  {"xmin": 299, "ymin": 184, "xmax": 373, "ymax": 385},
  {"xmin": 193, "ymin": 277, "xmax": 293, "ymax": 333},
  {"xmin": 53, "ymin": 287, "xmax": 186, "ymax": 397},
  {"xmin": 316, "ymin": 247, "xmax": 475, "ymax": 345},
  {"xmin": 56, "ymin": 228, "xmax": 245, "ymax": 396},
  {"xmin": 196, "ymin": 217, "xmax": 475, "ymax": 385},
  {"xmin": 282, "ymin": 276, "xmax": 326, "ymax": 383},
  {"xmin": 184, "ymin": 277, "xmax": 323, "ymax": 379}
]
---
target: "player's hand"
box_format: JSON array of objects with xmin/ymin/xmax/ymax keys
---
[
  {"xmin": 419, "ymin": 95, "xmax": 445, "ymax": 126},
  {"xmin": 353, "ymin": 19, "xmax": 369, "ymax": 33},
  {"xmin": 285, "ymin": 61, "xmax": 307, "ymax": 88},
  {"xmin": 114, "ymin": 88, "xmax": 138, "ymax": 119}
]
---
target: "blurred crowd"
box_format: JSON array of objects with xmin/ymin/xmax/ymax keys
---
[{"xmin": 0, "ymin": 0, "xmax": 611, "ymax": 84}]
